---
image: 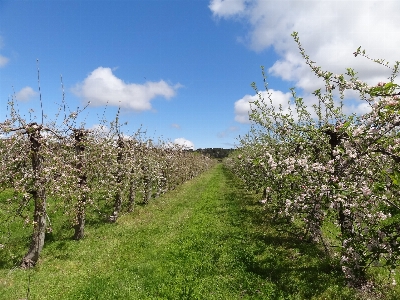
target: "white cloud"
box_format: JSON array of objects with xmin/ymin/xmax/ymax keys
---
[
  {"xmin": 171, "ymin": 123, "xmax": 181, "ymax": 129},
  {"xmin": 87, "ymin": 124, "xmax": 134, "ymax": 140},
  {"xmin": 173, "ymin": 137, "xmax": 195, "ymax": 150},
  {"xmin": 234, "ymin": 97, "xmax": 252, "ymax": 123},
  {"xmin": 342, "ymin": 102, "xmax": 372, "ymax": 116},
  {"xmin": 0, "ymin": 54, "xmax": 9, "ymax": 67},
  {"xmin": 211, "ymin": 0, "xmax": 400, "ymax": 116},
  {"xmin": 209, "ymin": 0, "xmax": 247, "ymax": 17},
  {"xmin": 15, "ymin": 86, "xmax": 37, "ymax": 101},
  {"xmin": 72, "ymin": 67, "xmax": 180, "ymax": 111},
  {"xmin": 0, "ymin": 36, "xmax": 9, "ymax": 67},
  {"xmin": 234, "ymin": 89, "xmax": 292, "ymax": 123},
  {"xmin": 234, "ymin": 88, "xmax": 371, "ymax": 124}
]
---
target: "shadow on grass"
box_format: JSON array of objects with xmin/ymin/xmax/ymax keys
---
[
  {"xmin": 0, "ymin": 190, "xmax": 149, "ymax": 271},
  {"xmin": 221, "ymin": 166, "xmax": 351, "ymax": 299}
]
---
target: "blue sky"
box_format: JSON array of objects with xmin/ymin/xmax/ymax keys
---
[{"xmin": 0, "ymin": 0, "xmax": 399, "ymax": 149}]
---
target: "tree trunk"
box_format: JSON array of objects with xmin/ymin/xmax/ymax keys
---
[
  {"xmin": 20, "ymin": 124, "xmax": 46, "ymax": 269},
  {"xmin": 73, "ymin": 199, "xmax": 86, "ymax": 240},
  {"xmin": 338, "ymin": 202, "xmax": 367, "ymax": 287},
  {"xmin": 127, "ymin": 179, "xmax": 136, "ymax": 213},
  {"xmin": 73, "ymin": 129, "xmax": 88, "ymax": 240},
  {"xmin": 21, "ymin": 189, "xmax": 47, "ymax": 269},
  {"xmin": 110, "ymin": 136, "xmax": 124, "ymax": 222},
  {"xmin": 109, "ymin": 190, "xmax": 122, "ymax": 222},
  {"xmin": 143, "ymin": 176, "xmax": 152, "ymax": 204}
]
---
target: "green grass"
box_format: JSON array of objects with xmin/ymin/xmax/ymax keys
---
[{"xmin": 0, "ymin": 164, "xmax": 390, "ymax": 299}]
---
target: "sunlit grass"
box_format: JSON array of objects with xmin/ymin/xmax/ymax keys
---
[{"xmin": 0, "ymin": 164, "xmax": 391, "ymax": 299}]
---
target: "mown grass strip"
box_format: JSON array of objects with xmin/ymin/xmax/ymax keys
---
[{"xmin": 1, "ymin": 164, "xmax": 368, "ymax": 299}]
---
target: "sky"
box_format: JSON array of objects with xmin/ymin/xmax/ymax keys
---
[{"xmin": 0, "ymin": 0, "xmax": 399, "ymax": 149}]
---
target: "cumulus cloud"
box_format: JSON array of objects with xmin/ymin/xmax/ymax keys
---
[
  {"xmin": 174, "ymin": 137, "xmax": 195, "ymax": 150},
  {"xmin": 210, "ymin": 0, "xmax": 400, "ymax": 116},
  {"xmin": 342, "ymin": 102, "xmax": 372, "ymax": 116},
  {"xmin": 234, "ymin": 96, "xmax": 253, "ymax": 124},
  {"xmin": 210, "ymin": 0, "xmax": 400, "ymax": 85},
  {"xmin": 87, "ymin": 124, "xmax": 135, "ymax": 140},
  {"xmin": 234, "ymin": 89, "xmax": 292, "ymax": 124},
  {"xmin": 15, "ymin": 86, "xmax": 37, "ymax": 101},
  {"xmin": 72, "ymin": 67, "xmax": 180, "ymax": 111},
  {"xmin": 209, "ymin": 0, "xmax": 247, "ymax": 17}
]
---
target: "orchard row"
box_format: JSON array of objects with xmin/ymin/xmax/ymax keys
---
[
  {"xmin": 0, "ymin": 102, "xmax": 215, "ymax": 269},
  {"xmin": 225, "ymin": 32, "xmax": 400, "ymax": 288}
]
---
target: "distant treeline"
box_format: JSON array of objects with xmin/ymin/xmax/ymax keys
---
[{"xmin": 192, "ymin": 148, "xmax": 235, "ymax": 160}]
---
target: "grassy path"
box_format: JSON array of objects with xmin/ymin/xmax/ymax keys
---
[{"xmin": 1, "ymin": 164, "xmax": 359, "ymax": 299}]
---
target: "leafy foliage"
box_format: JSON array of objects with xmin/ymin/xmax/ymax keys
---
[
  {"xmin": 0, "ymin": 86, "xmax": 215, "ymax": 268},
  {"xmin": 225, "ymin": 32, "xmax": 400, "ymax": 289}
]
